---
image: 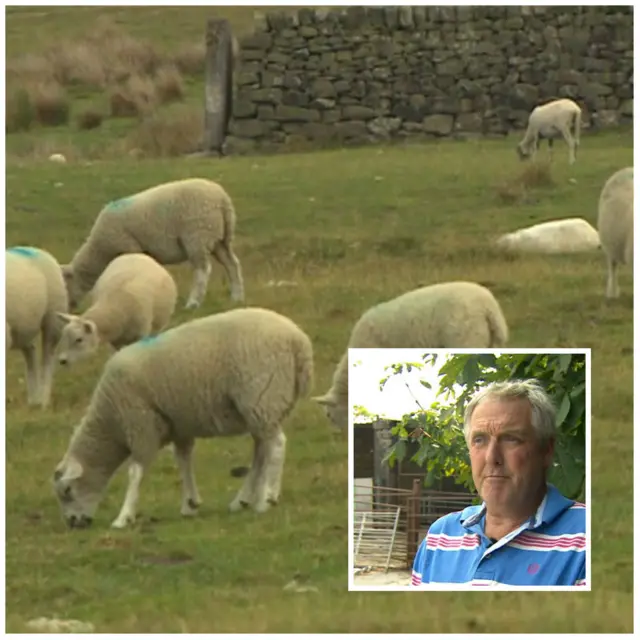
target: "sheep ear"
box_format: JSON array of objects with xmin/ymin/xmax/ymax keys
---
[
  {"xmin": 56, "ymin": 312, "xmax": 75, "ymax": 325},
  {"xmin": 58, "ymin": 457, "xmax": 83, "ymax": 482},
  {"xmin": 82, "ymin": 320, "xmax": 96, "ymax": 336},
  {"xmin": 312, "ymin": 395, "xmax": 334, "ymax": 407}
]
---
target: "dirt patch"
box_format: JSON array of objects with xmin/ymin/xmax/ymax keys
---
[{"xmin": 353, "ymin": 568, "xmax": 412, "ymax": 587}]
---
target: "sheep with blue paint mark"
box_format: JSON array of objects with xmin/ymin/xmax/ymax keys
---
[
  {"xmin": 62, "ymin": 178, "xmax": 245, "ymax": 311},
  {"xmin": 6, "ymin": 246, "xmax": 69, "ymax": 408},
  {"xmin": 56, "ymin": 253, "xmax": 178, "ymax": 365},
  {"xmin": 597, "ymin": 166, "xmax": 634, "ymax": 298},
  {"xmin": 313, "ymin": 281, "xmax": 509, "ymax": 431},
  {"xmin": 51, "ymin": 307, "xmax": 314, "ymax": 529}
]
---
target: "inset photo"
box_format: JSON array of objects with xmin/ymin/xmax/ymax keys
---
[{"xmin": 348, "ymin": 348, "xmax": 589, "ymax": 591}]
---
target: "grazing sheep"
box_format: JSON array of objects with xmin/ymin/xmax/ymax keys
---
[
  {"xmin": 516, "ymin": 98, "xmax": 582, "ymax": 165},
  {"xmin": 56, "ymin": 253, "xmax": 178, "ymax": 365},
  {"xmin": 313, "ymin": 281, "xmax": 508, "ymax": 431},
  {"xmin": 61, "ymin": 177, "xmax": 245, "ymax": 311},
  {"xmin": 6, "ymin": 246, "xmax": 69, "ymax": 408},
  {"xmin": 52, "ymin": 307, "xmax": 314, "ymax": 529},
  {"xmin": 597, "ymin": 166, "xmax": 633, "ymax": 298},
  {"xmin": 495, "ymin": 218, "xmax": 601, "ymax": 254}
]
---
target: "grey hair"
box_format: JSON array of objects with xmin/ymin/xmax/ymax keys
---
[{"xmin": 463, "ymin": 379, "xmax": 557, "ymax": 445}]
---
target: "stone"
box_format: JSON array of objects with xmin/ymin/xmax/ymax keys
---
[{"xmin": 423, "ymin": 114, "xmax": 454, "ymax": 135}]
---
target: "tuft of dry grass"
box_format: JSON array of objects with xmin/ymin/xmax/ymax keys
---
[
  {"xmin": 171, "ymin": 42, "xmax": 206, "ymax": 77},
  {"xmin": 77, "ymin": 108, "xmax": 104, "ymax": 130},
  {"xmin": 124, "ymin": 105, "xmax": 204, "ymax": 157},
  {"xmin": 6, "ymin": 82, "xmax": 70, "ymax": 131},
  {"xmin": 495, "ymin": 160, "xmax": 555, "ymax": 205},
  {"xmin": 154, "ymin": 64, "xmax": 185, "ymax": 104},
  {"xmin": 109, "ymin": 75, "xmax": 158, "ymax": 118}
]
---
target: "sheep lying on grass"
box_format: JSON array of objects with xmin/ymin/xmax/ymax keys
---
[
  {"xmin": 52, "ymin": 307, "xmax": 314, "ymax": 529},
  {"xmin": 597, "ymin": 166, "xmax": 633, "ymax": 298},
  {"xmin": 516, "ymin": 98, "xmax": 582, "ymax": 165},
  {"xmin": 6, "ymin": 246, "xmax": 69, "ymax": 408},
  {"xmin": 56, "ymin": 253, "xmax": 178, "ymax": 365},
  {"xmin": 313, "ymin": 281, "xmax": 508, "ymax": 431},
  {"xmin": 495, "ymin": 218, "xmax": 601, "ymax": 254},
  {"xmin": 62, "ymin": 177, "xmax": 245, "ymax": 311}
]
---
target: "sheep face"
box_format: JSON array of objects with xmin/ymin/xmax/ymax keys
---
[
  {"xmin": 56, "ymin": 313, "xmax": 100, "ymax": 365},
  {"xmin": 313, "ymin": 394, "xmax": 348, "ymax": 431},
  {"xmin": 516, "ymin": 143, "xmax": 530, "ymax": 161},
  {"xmin": 52, "ymin": 455, "xmax": 103, "ymax": 529},
  {"xmin": 61, "ymin": 265, "xmax": 85, "ymax": 311}
]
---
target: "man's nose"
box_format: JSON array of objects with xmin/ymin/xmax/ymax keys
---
[{"xmin": 485, "ymin": 438, "xmax": 503, "ymax": 465}]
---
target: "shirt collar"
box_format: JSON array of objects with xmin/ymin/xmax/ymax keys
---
[{"xmin": 460, "ymin": 483, "xmax": 574, "ymax": 530}]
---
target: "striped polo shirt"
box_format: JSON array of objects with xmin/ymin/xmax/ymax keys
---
[{"xmin": 411, "ymin": 483, "xmax": 586, "ymax": 587}]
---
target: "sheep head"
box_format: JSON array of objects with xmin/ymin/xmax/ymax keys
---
[
  {"xmin": 313, "ymin": 393, "xmax": 348, "ymax": 431},
  {"xmin": 56, "ymin": 313, "xmax": 100, "ymax": 366}
]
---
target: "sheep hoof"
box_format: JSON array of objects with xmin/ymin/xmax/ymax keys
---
[
  {"xmin": 253, "ymin": 501, "xmax": 271, "ymax": 514},
  {"xmin": 111, "ymin": 514, "xmax": 135, "ymax": 529},
  {"xmin": 184, "ymin": 299, "xmax": 200, "ymax": 310},
  {"xmin": 228, "ymin": 499, "xmax": 250, "ymax": 513},
  {"xmin": 181, "ymin": 499, "xmax": 201, "ymax": 517}
]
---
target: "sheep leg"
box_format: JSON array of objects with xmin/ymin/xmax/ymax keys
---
[
  {"xmin": 21, "ymin": 344, "xmax": 41, "ymax": 406},
  {"xmin": 264, "ymin": 431, "xmax": 287, "ymax": 507},
  {"xmin": 229, "ymin": 437, "xmax": 266, "ymax": 512},
  {"xmin": 559, "ymin": 126, "xmax": 576, "ymax": 164},
  {"xmin": 38, "ymin": 329, "xmax": 57, "ymax": 409},
  {"xmin": 212, "ymin": 242, "xmax": 245, "ymax": 303},
  {"xmin": 185, "ymin": 258, "xmax": 212, "ymax": 310},
  {"xmin": 111, "ymin": 460, "xmax": 145, "ymax": 529},
  {"xmin": 605, "ymin": 257, "xmax": 619, "ymax": 298},
  {"xmin": 173, "ymin": 440, "xmax": 202, "ymax": 516}
]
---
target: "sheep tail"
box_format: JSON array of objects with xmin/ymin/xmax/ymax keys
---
[
  {"xmin": 487, "ymin": 307, "xmax": 509, "ymax": 347},
  {"xmin": 294, "ymin": 338, "xmax": 314, "ymax": 399},
  {"xmin": 220, "ymin": 197, "xmax": 237, "ymax": 246}
]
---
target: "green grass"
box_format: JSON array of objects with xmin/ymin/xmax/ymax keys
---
[{"xmin": 4, "ymin": 6, "xmax": 634, "ymax": 635}]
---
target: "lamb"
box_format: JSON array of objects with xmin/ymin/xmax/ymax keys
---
[
  {"xmin": 313, "ymin": 281, "xmax": 508, "ymax": 431},
  {"xmin": 596, "ymin": 166, "xmax": 633, "ymax": 298},
  {"xmin": 6, "ymin": 246, "xmax": 69, "ymax": 408},
  {"xmin": 61, "ymin": 177, "xmax": 245, "ymax": 311},
  {"xmin": 56, "ymin": 253, "xmax": 178, "ymax": 365},
  {"xmin": 495, "ymin": 218, "xmax": 601, "ymax": 254},
  {"xmin": 516, "ymin": 98, "xmax": 582, "ymax": 165},
  {"xmin": 51, "ymin": 307, "xmax": 314, "ymax": 529}
]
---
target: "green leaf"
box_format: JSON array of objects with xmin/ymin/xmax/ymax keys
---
[
  {"xmin": 556, "ymin": 393, "xmax": 571, "ymax": 428},
  {"xmin": 420, "ymin": 379, "xmax": 432, "ymax": 390}
]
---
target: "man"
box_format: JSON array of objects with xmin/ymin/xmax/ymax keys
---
[{"xmin": 411, "ymin": 379, "xmax": 586, "ymax": 587}]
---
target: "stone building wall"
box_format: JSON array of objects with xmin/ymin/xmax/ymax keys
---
[{"xmin": 223, "ymin": 5, "xmax": 633, "ymax": 154}]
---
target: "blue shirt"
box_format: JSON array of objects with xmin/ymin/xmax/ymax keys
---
[{"xmin": 411, "ymin": 484, "xmax": 586, "ymax": 587}]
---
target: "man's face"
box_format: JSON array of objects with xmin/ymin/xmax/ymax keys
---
[{"xmin": 468, "ymin": 396, "xmax": 554, "ymax": 515}]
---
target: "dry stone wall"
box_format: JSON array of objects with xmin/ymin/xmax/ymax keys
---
[{"xmin": 224, "ymin": 5, "xmax": 633, "ymax": 154}]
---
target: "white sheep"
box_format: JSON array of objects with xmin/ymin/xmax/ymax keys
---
[
  {"xmin": 597, "ymin": 166, "xmax": 633, "ymax": 298},
  {"xmin": 61, "ymin": 177, "xmax": 245, "ymax": 311},
  {"xmin": 516, "ymin": 98, "xmax": 582, "ymax": 165},
  {"xmin": 51, "ymin": 307, "xmax": 314, "ymax": 529},
  {"xmin": 56, "ymin": 253, "xmax": 178, "ymax": 365},
  {"xmin": 495, "ymin": 218, "xmax": 601, "ymax": 254},
  {"xmin": 6, "ymin": 246, "xmax": 69, "ymax": 408},
  {"xmin": 313, "ymin": 281, "xmax": 509, "ymax": 431}
]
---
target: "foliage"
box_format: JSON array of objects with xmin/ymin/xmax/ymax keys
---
[{"xmin": 378, "ymin": 353, "xmax": 586, "ymax": 501}]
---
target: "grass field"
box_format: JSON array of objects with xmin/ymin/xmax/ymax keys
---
[{"xmin": 4, "ymin": 6, "xmax": 634, "ymax": 634}]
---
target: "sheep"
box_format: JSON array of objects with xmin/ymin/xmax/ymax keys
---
[
  {"xmin": 6, "ymin": 246, "xmax": 69, "ymax": 408},
  {"xmin": 495, "ymin": 218, "xmax": 601, "ymax": 254},
  {"xmin": 597, "ymin": 166, "xmax": 633, "ymax": 298},
  {"xmin": 61, "ymin": 177, "xmax": 245, "ymax": 311},
  {"xmin": 51, "ymin": 307, "xmax": 314, "ymax": 529},
  {"xmin": 56, "ymin": 253, "xmax": 178, "ymax": 365},
  {"xmin": 313, "ymin": 281, "xmax": 508, "ymax": 431},
  {"xmin": 516, "ymin": 98, "xmax": 582, "ymax": 165}
]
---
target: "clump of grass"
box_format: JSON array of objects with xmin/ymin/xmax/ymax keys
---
[
  {"xmin": 109, "ymin": 75, "xmax": 158, "ymax": 118},
  {"xmin": 77, "ymin": 108, "xmax": 104, "ymax": 130},
  {"xmin": 495, "ymin": 160, "xmax": 555, "ymax": 205},
  {"xmin": 171, "ymin": 42, "xmax": 206, "ymax": 77},
  {"xmin": 6, "ymin": 82, "xmax": 70, "ymax": 130},
  {"xmin": 154, "ymin": 64, "xmax": 185, "ymax": 104},
  {"xmin": 124, "ymin": 105, "xmax": 204, "ymax": 157}
]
